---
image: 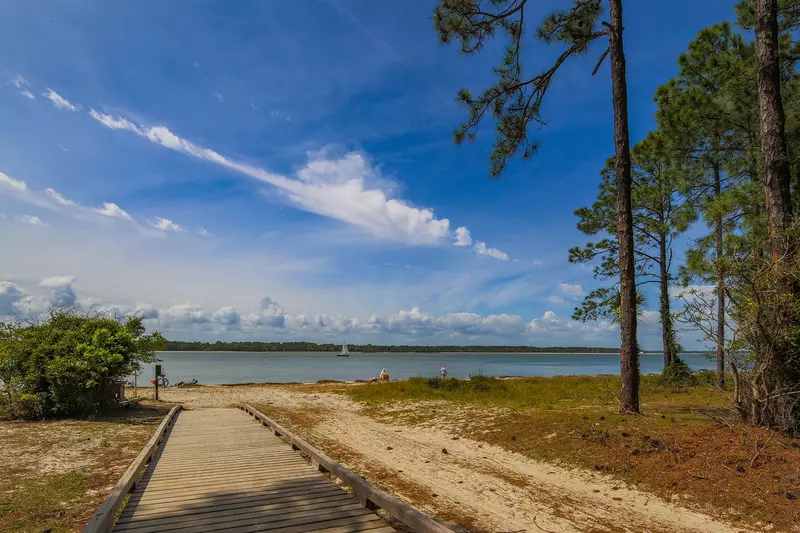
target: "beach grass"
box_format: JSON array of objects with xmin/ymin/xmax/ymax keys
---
[{"xmin": 344, "ymin": 373, "xmax": 732, "ymax": 411}]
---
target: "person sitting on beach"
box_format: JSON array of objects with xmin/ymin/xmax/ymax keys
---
[
  {"xmin": 441, "ymin": 365, "xmax": 447, "ymax": 378},
  {"xmin": 379, "ymin": 368, "xmax": 389, "ymax": 382}
]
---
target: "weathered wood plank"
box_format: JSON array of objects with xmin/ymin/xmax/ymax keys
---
[
  {"xmin": 81, "ymin": 406, "xmax": 181, "ymax": 533},
  {"xmin": 237, "ymin": 403, "xmax": 455, "ymax": 533}
]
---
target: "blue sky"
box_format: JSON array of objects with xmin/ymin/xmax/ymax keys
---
[{"xmin": 0, "ymin": 0, "xmax": 736, "ymax": 348}]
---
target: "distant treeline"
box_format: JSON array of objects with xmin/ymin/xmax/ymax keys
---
[{"xmin": 163, "ymin": 340, "xmax": 620, "ymax": 353}]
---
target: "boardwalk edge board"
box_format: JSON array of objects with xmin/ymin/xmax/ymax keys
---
[
  {"xmin": 82, "ymin": 405, "xmax": 183, "ymax": 533},
  {"xmin": 236, "ymin": 403, "xmax": 455, "ymax": 533}
]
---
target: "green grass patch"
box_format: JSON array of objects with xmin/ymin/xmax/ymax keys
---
[
  {"xmin": 0, "ymin": 471, "xmax": 86, "ymax": 533},
  {"xmin": 346, "ymin": 374, "xmax": 731, "ymax": 411}
]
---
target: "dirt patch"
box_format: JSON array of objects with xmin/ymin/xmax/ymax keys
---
[{"xmin": 0, "ymin": 405, "xmax": 170, "ymax": 533}]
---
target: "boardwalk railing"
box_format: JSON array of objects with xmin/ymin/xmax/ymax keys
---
[
  {"xmin": 237, "ymin": 403, "xmax": 454, "ymax": 533},
  {"xmin": 82, "ymin": 405, "xmax": 182, "ymax": 533}
]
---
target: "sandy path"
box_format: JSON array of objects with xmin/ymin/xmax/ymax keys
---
[{"xmin": 149, "ymin": 386, "xmax": 755, "ymax": 533}]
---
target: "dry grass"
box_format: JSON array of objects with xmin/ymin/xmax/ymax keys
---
[
  {"xmin": 0, "ymin": 403, "xmax": 170, "ymax": 533},
  {"xmin": 338, "ymin": 375, "xmax": 800, "ymax": 531}
]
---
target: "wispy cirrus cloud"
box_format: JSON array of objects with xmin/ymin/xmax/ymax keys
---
[
  {"xmin": 17, "ymin": 214, "xmax": 46, "ymax": 226},
  {"xmin": 87, "ymin": 109, "xmax": 509, "ymax": 259},
  {"xmin": 9, "ymin": 75, "xmax": 35, "ymax": 99},
  {"xmin": 43, "ymin": 88, "xmax": 79, "ymax": 111}
]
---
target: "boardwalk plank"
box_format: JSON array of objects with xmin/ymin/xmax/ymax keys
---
[{"xmin": 113, "ymin": 408, "xmax": 393, "ymax": 533}]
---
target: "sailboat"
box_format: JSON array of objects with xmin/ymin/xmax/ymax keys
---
[{"xmin": 337, "ymin": 342, "xmax": 350, "ymax": 357}]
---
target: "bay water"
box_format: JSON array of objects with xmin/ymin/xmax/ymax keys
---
[{"xmin": 132, "ymin": 351, "xmax": 716, "ymax": 386}]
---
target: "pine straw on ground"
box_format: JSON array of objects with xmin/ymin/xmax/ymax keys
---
[
  {"xmin": 0, "ymin": 403, "xmax": 171, "ymax": 533},
  {"xmin": 333, "ymin": 375, "xmax": 800, "ymax": 531}
]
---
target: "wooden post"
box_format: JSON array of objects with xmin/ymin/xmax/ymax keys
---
[{"xmin": 154, "ymin": 364, "xmax": 161, "ymax": 401}]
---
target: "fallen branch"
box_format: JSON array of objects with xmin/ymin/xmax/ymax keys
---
[{"xmin": 749, "ymin": 431, "xmax": 776, "ymax": 469}]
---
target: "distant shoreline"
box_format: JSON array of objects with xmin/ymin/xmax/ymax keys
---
[{"xmin": 157, "ymin": 350, "xmax": 708, "ymax": 355}]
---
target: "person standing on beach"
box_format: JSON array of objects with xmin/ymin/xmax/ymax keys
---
[{"xmin": 441, "ymin": 365, "xmax": 447, "ymax": 378}]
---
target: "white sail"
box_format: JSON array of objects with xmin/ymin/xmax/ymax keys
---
[{"xmin": 340, "ymin": 342, "xmax": 349, "ymax": 355}]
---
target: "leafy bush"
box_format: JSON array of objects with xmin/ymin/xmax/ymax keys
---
[
  {"xmin": 11, "ymin": 393, "xmax": 44, "ymax": 420},
  {"xmin": 659, "ymin": 357, "xmax": 695, "ymax": 386},
  {"xmin": 1, "ymin": 309, "xmax": 164, "ymax": 418},
  {"xmin": 693, "ymin": 369, "xmax": 718, "ymax": 387}
]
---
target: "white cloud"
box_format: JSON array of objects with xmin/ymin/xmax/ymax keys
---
[
  {"xmin": 197, "ymin": 228, "xmax": 212, "ymax": 237},
  {"xmin": 669, "ymin": 285, "xmax": 715, "ymax": 300},
  {"xmin": 159, "ymin": 302, "xmax": 210, "ymax": 326},
  {"xmin": 213, "ymin": 90, "xmax": 224, "ymax": 103},
  {"xmin": 45, "ymin": 188, "xmax": 76, "ymax": 206},
  {"xmin": 0, "ymin": 282, "xmax": 24, "ymax": 314},
  {"xmin": 43, "ymin": 88, "xmax": 79, "ymax": 111},
  {"xmin": 149, "ymin": 217, "xmax": 185, "ymax": 232},
  {"xmin": 0, "ymin": 172, "xmax": 28, "ymax": 192},
  {"xmin": 9, "ymin": 75, "xmax": 27, "ymax": 89},
  {"xmin": 9, "ymin": 75, "xmax": 35, "ymax": 99},
  {"xmin": 57, "ymin": 143, "xmax": 69, "ymax": 152},
  {"xmin": 454, "ymin": 226, "xmax": 472, "ymax": 246},
  {"xmin": 527, "ymin": 310, "xmax": 616, "ymax": 339},
  {"xmin": 558, "ymin": 283, "xmax": 583, "ymax": 297},
  {"xmin": 39, "ymin": 275, "xmax": 77, "ymax": 308},
  {"xmin": 474, "ymin": 241, "xmax": 509, "ymax": 260},
  {"xmin": 95, "ymin": 202, "xmax": 132, "ymax": 220},
  {"xmin": 88, "ymin": 111, "xmax": 506, "ymax": 252},
  {"xmin": 547, "ymin": 295, "xmax": 567, "ymax": 305},
  {"xmin": 17, "ymin": 215, "xmax": 46, "ymax": 226},
  {"xmin": 212, "ymin": 306, "xmax": 240, "ymax": 326}
]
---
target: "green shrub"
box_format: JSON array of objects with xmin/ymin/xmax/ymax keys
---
[
  {"xmin": 660, "ymin": 357, "xmax": 696, "ymax": 386},
  {"xmin": 693, "ymin": 369, "xmax": 718, "ymax": 386},
  {"xmin": 11, "ymin": 393, "xmax": 44, "ymax": 420},
  {"xmin": 3, "ymin": 309, "xmax": 164, "ymax": 418}
]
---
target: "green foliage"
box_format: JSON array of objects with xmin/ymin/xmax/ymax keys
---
[
  {"xmin": 1, "ymin": 310, "xmax": 164, "ymax": 418},
  {"xmin": 659, "ymin": 357, "xmax": 695, "ymax": 386},
  {"xmin": 434, "ymin": 0, "xmax": 608, "ymax": 177},
  {"xmin": 163, "ymin": 340, "xmax": 620, "ymax": 353}
]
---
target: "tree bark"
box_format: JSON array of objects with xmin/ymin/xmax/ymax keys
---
[
  {"xmin": 756, "ymin": 0, "xmax": 794, "ymax": 260},
  {"xmin": 658, "ymin": 232, "xmax": 671, "ymax": 370},
  {"xmin": 608, "ymin": 0, "xmax": 639, "ymax": 413},
  {"xmin": 713, "ymin": 162, "xmax": 725, "ymax": 390}
]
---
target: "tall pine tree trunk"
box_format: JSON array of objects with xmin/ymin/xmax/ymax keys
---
[
  {"xmin": 756, "ymin": 0, "xmax": 794, "ymax": 259},
  {"xmin": 659, "ymin": 232, "xmax": 672, "ymax": 370},
  {"xmin": 713, "ymin": 162, "xmax": 725, "ymax": 390},
  {"xmin": 608, "ymin": 0, "xmax": 639, "ymax": 413}
]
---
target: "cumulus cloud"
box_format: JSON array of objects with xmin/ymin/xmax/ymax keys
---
[
  {"xmin": 39, "ymin": 275, "xmax": 77, "ymax": 308},
  {"xmin": 17, "ymin": 215, "xmax": 46, "ymax": 226},
  {"xmin": 474, "ymin": 241, "xmax": 509, "ymax": 260},
  {"xmin": 159, "ymin": 302, "xmax": 210, "ymax": 326},
  {"xmin": 454, "ymin": 226, "xmax": 472, "ymax": 246},
  {"xmin": 43, "ymin": 88, "xmax": 79, "ymax": 111},
  {"xmin": 558, "ymin": 283, "xmax": 583, "ymax": 297},
  {"xmin": 212, "ymin": 306, "xmax": 241, "ymax": 326},
  {"xmin": 527, "ymin": 310, "xmax": 616, "ymax": 339},
  {"xmin": 0, "ymin": 282, "xmax": 24, "ymax": 314},
  {"xmin": 88, "ymin": 111, "xmax": 505, "ymax": 252},
  {"xmin": 242, "ymin": 297, "xmax": 286, "ymax": 328},
  {"xmin": 149, "ymin": 217, "xmax": 185, "ymax": 232},
  {"xmin": 95, "ymin": 202, "xmax": 133, "ymax": 220},
  {"xmin": 547, "ymin": 295, "xmax": 567, "ymax": 305}
]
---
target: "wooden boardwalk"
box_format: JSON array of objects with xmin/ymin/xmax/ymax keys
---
[{"xmin": 113, "ymin": 408, "xmax": 394, "ymax": 533}]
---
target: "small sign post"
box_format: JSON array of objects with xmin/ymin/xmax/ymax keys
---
[{"xmin": 155, "ymin": 364, "xmax": 161, "ymax": 400}]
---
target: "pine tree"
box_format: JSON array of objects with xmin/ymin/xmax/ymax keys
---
[
  {"xmin": 571, "ymin": 132, "xmax": 695, "ymax": 370},
  {"xmin": 434, "ymin": 0, "xmax": 641, "ymax": 413}
]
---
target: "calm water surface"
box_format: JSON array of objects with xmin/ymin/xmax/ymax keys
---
[{"xmin": 132, "ymin": 351, "xmax": 716, "ymax": 385}]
